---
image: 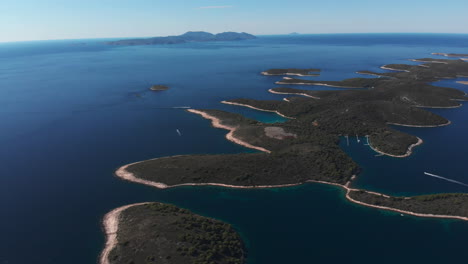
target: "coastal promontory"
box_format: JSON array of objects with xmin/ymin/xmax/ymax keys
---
[{"xmin": 101, "ymin": 203, "xmax": 246, "ymax": 264}]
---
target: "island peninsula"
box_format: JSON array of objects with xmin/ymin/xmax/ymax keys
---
[
  {"xmin": 101, "ymin": 203, "xmax": 245, "ymax": 264},
  {"xmin": 101, "ymin": 55, "xmax": 468, "ymax": 264}
]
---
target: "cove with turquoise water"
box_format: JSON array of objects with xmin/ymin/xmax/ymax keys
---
[{"xmin": 1, "ymin": 34, "xmax": 468, "ymax": 264}]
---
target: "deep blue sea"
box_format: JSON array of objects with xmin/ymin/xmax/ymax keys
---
[{"xmin": 1, "ymin": 34, "xmax": 468, "ymax": 264}]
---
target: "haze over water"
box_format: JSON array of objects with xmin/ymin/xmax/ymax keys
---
[{"xmin": 1, "ymin": 34, "xmax": 468, "ymax": 264}]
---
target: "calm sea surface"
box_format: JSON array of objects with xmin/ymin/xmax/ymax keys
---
[{"xmin": 1, "ymin": 34, "xmax": 468, "ymax": 264}]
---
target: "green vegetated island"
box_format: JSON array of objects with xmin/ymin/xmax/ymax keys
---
[
  {"xmin": 101, "ymin": 53, "xmax": 468, "ymax": 264},
  {"xmin": 101, "ymin": 203, "xmax": 245, "ymax": 264},
  {"xmin": 107, "ymin": 31, "xmax": 256, "ymax": 46}
]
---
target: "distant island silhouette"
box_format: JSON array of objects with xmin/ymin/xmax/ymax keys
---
[{"xmin": 107, "ymin": 31, "xmax": 256, "ymax": 46}]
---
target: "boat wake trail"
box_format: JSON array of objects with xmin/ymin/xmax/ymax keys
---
[{"xmin": 424, "ymin": 172, "xmax": 468, "ymax": 188}]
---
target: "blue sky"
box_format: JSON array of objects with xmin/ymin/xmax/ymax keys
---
[{"xmin": 1, "ymin": 0, "xmax": 468, "ymax": 42}]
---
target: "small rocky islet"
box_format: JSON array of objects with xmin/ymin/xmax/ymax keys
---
[{"xmin": 150, "ymin": 85, "xmax": 170, "ymax": 91}]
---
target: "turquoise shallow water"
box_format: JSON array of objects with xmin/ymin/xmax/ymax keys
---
[{"xmin": 1, "ymin": 34, "xmax": 468, "ymax": 263}]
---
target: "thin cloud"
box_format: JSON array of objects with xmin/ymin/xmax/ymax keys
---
[{"xmin": 196, "ymin": 5, "xmax": 233, "ymax": 9}]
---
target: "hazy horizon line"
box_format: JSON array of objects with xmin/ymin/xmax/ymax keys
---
[{"xmin": 2, "ymin": 32, "xmax": 468, "ymax": 44}]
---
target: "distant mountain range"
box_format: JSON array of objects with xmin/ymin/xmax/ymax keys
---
[{"xmin": 107, "ymin": 31, "xmax": 257, "ymax": 46}]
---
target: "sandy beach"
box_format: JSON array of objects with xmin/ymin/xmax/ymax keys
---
[
  {"xmin": 409, "ymin": 59, "xmax": 448, "ymax": 64},
  {"xmin": 367, "ymin": 136, "xmax": 423, "ymax": 158},
  {"xmin": 188, "ymin": 109, "xmax": 272, "ymax": 153},
  {"xmin": 416, "ymin": 104, "xmax": 462, "ymax": 109},
  {"xmin": 380, "ymin": 66, "xmax": 410, "ymax": 72},
  {"xmin": 221, "ymin": 100, "xmax": 294, "ymax": 119},
  {"xmin": 115, "ymin": 159, "xmax": 174, "ymax": 189},
  {"xmin": 457, "ymin": 81, "xmax": 468, "ymax": 85},
  {"xmin": 100, "ymin": 202, "xmax": 149, "ymax": 264},
  {"xmin": 276, "ymin": 80, "xmax": 360, "ymax": 89},
  {"xmin": 268, "ymin": 88, "xmax": 320, "ymax": 99},
  {"xmin": 387, "ymin": 120, "xmax": 451, "ymax": 128}
]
